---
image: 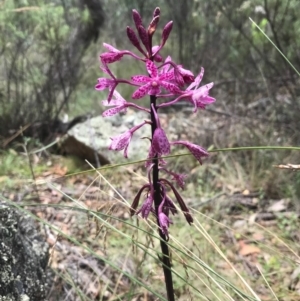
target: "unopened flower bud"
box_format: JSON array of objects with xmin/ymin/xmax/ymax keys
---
[
  {"xmin": 138, "ymin": 25, "xmax": 150, "ymax": 51},
  {"xmin": 153, "ymin": 7, "xmax": 160, "ymax": 18},
  {"xmin": 126, "ymin": 26, "xmax": 146, "ymax": 56},
  {"xmin": 161, "ymin": 21, "xmax": 173, "ymax": 47},
  {"xmin": 148, "ymin": 15, "xmax": 160, "ymax": 37},
  {"xmin": 132, "ymin": 9, "xmax": 143, "ymax": 29}
]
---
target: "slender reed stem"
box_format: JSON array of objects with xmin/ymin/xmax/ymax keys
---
[{"xmin": 150, "ymin": 95, "xmax": 175, "ymax": 301}]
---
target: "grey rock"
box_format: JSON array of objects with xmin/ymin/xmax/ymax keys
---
[
  {"xmin": 0, "ymin": 205, "xmax": 49, "ymax": 301},
  {"xmin": 61, "ymin": 109, "xmax": 151, "ymax": 164}
]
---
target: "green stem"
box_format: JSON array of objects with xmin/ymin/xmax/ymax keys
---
[{"xmin": 210, "ymin": 146, "xmax": 300, "ymax": 152}]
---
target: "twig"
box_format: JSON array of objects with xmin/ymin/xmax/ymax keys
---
[
  {"xmin": 2, "ymin": 123, "xmax": 31, "ymax": 147},
  {"xmin": 21, "ymin": 128, "xmax": 39, "ymax": 198},
  {"xmin": 273, "ymin": 163, "xmax": 300, "ymax": 170}
]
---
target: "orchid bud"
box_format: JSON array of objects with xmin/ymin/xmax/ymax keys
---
[
  {"xmin": 148, "ymin": 15, "xmax": 160, "ymax": 37},
  {"xmin": 138, "ymin": 25, "xmax": 150, "ymax": 51},
  {"xmin": 161, "ymin": 21, "xmax": 173, "ymax": 47},
  {"xmin": 153, "ymin": 7, "xmax": 160, "ymax": 18},
  {"xmin": 132, "ymin": 9, "xmax": 143, "ymax": 29},
  {"xmin": 126, "ymin": 26, "xmax": 146, "ymax": 56}
]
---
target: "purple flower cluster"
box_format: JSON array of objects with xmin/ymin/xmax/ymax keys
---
[{"xmin": 95, "ymin": 8, "xmax": 215, "ymax": 239}]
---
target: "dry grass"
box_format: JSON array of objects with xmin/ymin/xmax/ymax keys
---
[
  {"xmin": 1, "ymin": 100, "xmax": 300, "ymax": 300},
  {"xmin": 2, "ymin": 152, "xmax": 299, "ymax": 300}
]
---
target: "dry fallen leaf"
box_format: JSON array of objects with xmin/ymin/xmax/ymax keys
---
[
  {"xmin": 239, "ymin": 240, "xmax": 261, "ymax": 256},
  {"xmin": 252, "ymin": 232, "xmax": 265, "ymax": 241},
  {"xmin": 51, "ymin": 164, "xmax": 68, "ymax": 176},
  {"xmin": 267, "ymin": 199, "xmax": 286, "ymax": 212}
]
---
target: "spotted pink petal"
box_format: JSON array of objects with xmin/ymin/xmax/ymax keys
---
[
  {"xmin": 192, "ymin": 83, "xmax": 214, "ymax": 103},
  {"xmin": 131, "ymin": 75, "xmax": 151, "ymax": 83},
  {"xmin": 187, "ymin": 67, "xmax": 204, "ymax": 91},
  {"xmin": 137, "ymin": 195, "xmax": 153, "ymax": 218},
  {"xmin": 132, "ymin": 82, "xmax": 152, "ymax": 99},
  {"xmin": 152, "ymin": 128, "xmax": 170, "ymax": 155},
  {"xmin": 102, "ymin": 105, "xmax": 126, "ymax": 117},
  {"xmin": 194, "ymin": 100, "xmax": 215, "ymax": 112},
  {"xmin": 172, "ymin": 141, "xmax": 209, "ymax": 164},
  {"xmin": 100, "ymin": 52, "xmax": 123, "ymax": 64},
  {"xmin": 103, "ymin": 43, "xmax": 119, "ymax": 52},
  {"xmin": 159, "ymin": 71, "xmax": 174, "ymax": 81},
  {"xmin": 109, "ymin": 131, "xmax": 132, "ymax": 158},
  {"xmin": 160, "ymin": 81, "xmax": 181, "ymax": 94},
  {"xmin": 201, "ymin": 96, "xmax": 216, "ymax": 104},
  {"xmin": 158, "ymin": 212, "xmax": 171, "ymax": 236},
  {"xmin": 187, "ymin": 145, "xmax": 208, "ymax": 164},
  {"xmin": 102, "ymin": 90, "xmax": 126, "ymax": 106},
  {"xmin": 194, "ymin": 95, "xmax": 216, "ymax": 110},
  {"xmin": 146, "ymin": 60, "xmax": 158, "ymax": 77},
  {"xmin": 95, "ymin": 78, "xmax": 115, "ymax": 90}
]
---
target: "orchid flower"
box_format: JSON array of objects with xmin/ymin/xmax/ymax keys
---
[{"xmin": 131, "ymin": 60, "xmax": 181, "ymax": 99}]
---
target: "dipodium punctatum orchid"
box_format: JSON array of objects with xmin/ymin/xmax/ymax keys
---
[
  {"xmin": 95, "ymin": 7, "xmax": 216, "ymax": 300},
  {"xmin": 95, "ymin": 7, "xmax": 215, "ymax": 234}
]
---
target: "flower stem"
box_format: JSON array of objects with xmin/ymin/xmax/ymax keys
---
[{"xmin": 150, "ymin": 95, "xmax": 175, "ymax": 301}]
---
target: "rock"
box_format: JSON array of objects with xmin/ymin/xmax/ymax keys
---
[
  {"xmin": 0, "ymin": 205, "xmax": 49, "ymax": 301},
  {"xmin": 61, "ymin": 109, "xmax": 151, "ymax": 164}
]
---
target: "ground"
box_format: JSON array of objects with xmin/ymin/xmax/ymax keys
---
[{"xmin": 1, "ymin": 109, "xmax": 300, "ymax": 300}]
